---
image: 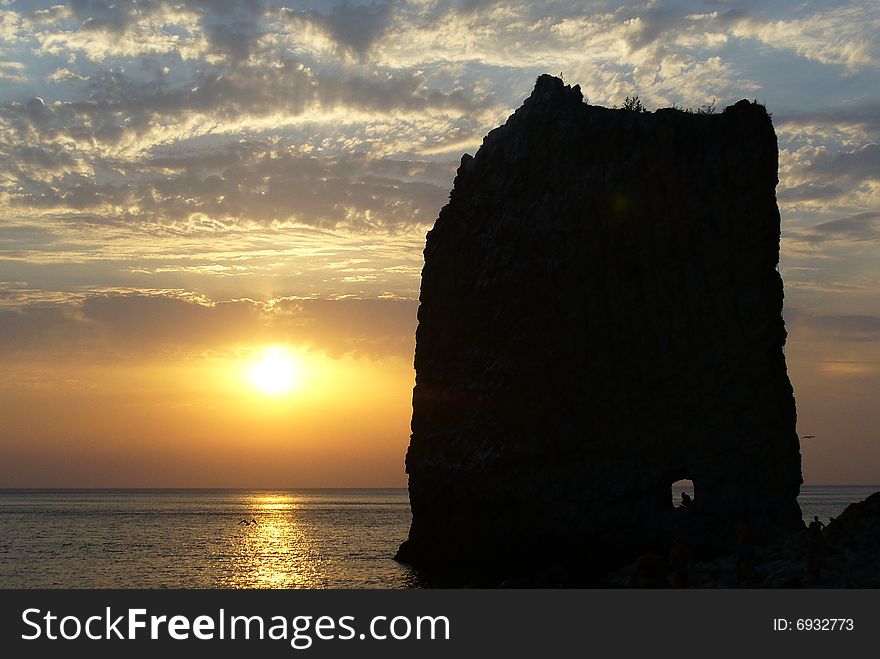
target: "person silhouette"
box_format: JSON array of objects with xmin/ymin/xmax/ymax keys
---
[
  {"xmin": 680, "ymin": 491, "xmax": 692, "ymax": 508},
  {"xmin": 808, "ymin": 515, "xmax": 825, "ymax": 534}
]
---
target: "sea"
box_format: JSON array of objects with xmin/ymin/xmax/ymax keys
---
[{"xmin": 0, "ymin": 486, "xmax": 875, "ymax": 588}]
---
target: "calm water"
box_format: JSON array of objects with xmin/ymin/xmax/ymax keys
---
[
  {"xmin": 0, "ymin": 489, "xmax": 416, "ymax": 588},
  {"xmin": 0, "ymin": 486, "xmax": 875, "ymax": 588}
]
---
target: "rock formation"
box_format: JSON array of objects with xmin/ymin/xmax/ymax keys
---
[
  {"xmin": 605, "ymin": 492, "xmax": 880, "ymax": 588},
  {"xmin": 398, "ymin": 75, "xmax": 803, "ymax": 581}
]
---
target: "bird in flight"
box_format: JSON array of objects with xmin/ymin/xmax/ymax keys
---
[{"xmin": 238, "ymin": 518, "xmax": 259, "ymax": 526}]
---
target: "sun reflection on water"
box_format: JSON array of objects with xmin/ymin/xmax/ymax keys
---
[{"xmin": 221, "ymin": 493, "xmax": 326, "ymax": 588}]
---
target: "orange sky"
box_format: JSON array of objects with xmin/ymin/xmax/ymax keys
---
[
  {"xmin": 0, "ymin": 300, "xmax": 877, "ymax": 486},
  {"xmin": 0, "ymin": 344, "xmax": 416, "ymax": 487},
  {"xmin": 0, "ymin": 0, "xmax": 878, "ymax": 486}
]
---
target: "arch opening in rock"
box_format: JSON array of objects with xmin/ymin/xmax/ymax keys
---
[{"xmin": 671, "ymin": 479, "xmax": 695, "ymax": 510}]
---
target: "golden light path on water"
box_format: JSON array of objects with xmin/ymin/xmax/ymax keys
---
[
  {"xmin": 0, "ymin": 489, "xmax": 419, "ymax": 588},
  {"xmin": 220, "ymin": 493, "xmax": 325, "ymax": 588}
]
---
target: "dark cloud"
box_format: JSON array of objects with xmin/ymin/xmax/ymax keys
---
[
  {"xmin": 457, "ymin": 0, "xmax": 503, "ymax": 14},
  {"xmin": 202, "ymin": 21, "xmax": 262, "ymax": 62},
  {"xmin": 0, "ymin": 142, "xmax": 79, "ymax": 178},
  {"xmin": 79, "ymin": 294, "xmax": 261, "ymax": 345},
  {"xmin": 624, "ymin": 5, "xmax": 689, "ymax": 51},
  {"xmin": 785, "ymin": 212, "xmax": 880, "ymax": 245},
  {"xmin": 1, "ymin": 51, "xmax": 481, "ymax": 229},
  {"xmin": 0, "ymin": 293, "xmax": 418, "ymax": 359},
  {"xmin": 0, "ymin": 295, "xmax": 252, "ymax": 357},
  {"xmin": 2, "ymin": 59, "xmax": 488, "ymax": 145},
  {"xmin": 134, "ymin": 147, "xmax": 450, "ymax": 228},
  {"xmin": 14, "ymin": 179, "xmax": 133, "ymax": 211},
  {"xmin": 786, "ymin": 309, "xmax": 880, "ymax": 342},
  {"xmin": 0, "ymin": 305, "xmax": 79, "ymax": 355},
  {"xmin": 292, "ymin": 2, "xmax": 394, "ymax": 57},
  {"xmin": 27, "ymin": 0, "xmax": 269, "ymax": 63},
  {"xmin": 811, "ymin": 212, "xmax": 880, "ymax": 241},
  {"xmin": 2, "ymin": 1, "xmax": 493, "ymax": 234},
  {"xmin": 780, "ymin": 144, "xmax": 880, "ymax": 203},
  {"xmin": 813, "ymin": 314, "xmax": 880, "ymax": 338},
  {"xmin": 775, "ymin": 103, "xmax": 880, "ymax": 135},
  {"xmin": 23, "ymin": 96, "xmax": 51, "ymax": 124},
  {"xmin": 196, "ymin": 0, "xmax": 268, "ymax": 63},
  {"xmin": 56, "ymin": 0, "xmax": 164, "ymax": 32},
  {"xmin": 715, "ymin": 7, "xmax": 752, "ymax": 26},
  {"xmin": 808, "ymin": 144, "xmax": 880, "ymax": 182},
  {"xmin": 5, "ymin": 142, "xmax": 453, "ymax": 229},
  {"xmin": 778, "ymin": 182, "xmax": 846, "ymax": 203}
]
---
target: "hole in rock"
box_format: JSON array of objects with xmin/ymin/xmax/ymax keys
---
[{"xmin": 671, "ymin": 479, "xmax": 694, "ymax": 509}]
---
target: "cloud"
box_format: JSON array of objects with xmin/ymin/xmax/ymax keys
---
[
  {"xmin": 287, "ymin": 2, "xmax": 394, "ymax": 58},
  {"xmin": 0, "ymin": 59, "xmax": 25, "ymax": 82},
  {"xmin": 775, "ymin": 102, "xmax": 880, "ymax": 138},
  {"xmin": 270, "ymin": 295, "xmax": 417, "ymax": 357},
  {"xmin": 25, "ymin": 0, "xmax": 204, "ymax": 62},
  {"xmin": 0, "ymin": 54, "xmax": 494, "ymax": 162},
  {"xmin": 0, "ymin": 0, "xmax": 878, "ymax": 326},
  {"xmin": 786, "ymin": 307, "xmax": 880, "ymax": 342},
  {"xmin": 0, "ymin": 292, "xmax": 418, "ymax": 359},
  {"xmin": 2, "ymin": 138, "xmax": 454, "ymax": 230},
  {"xmin": 812, "ymin": 314, "xmax": 880, "ymax": 340},
  {"xmin": 726, "ymin": 2, "xmax": 880, "ymax": 70},
  {"xmin": 0, "ymin": 141, "xmax": 81, "ymax": 177},
  {"xmin": 779, "ymin": 144, "xmax": 880, "ymax": 204},
  {"xmin": 785, "ymin": 212, "xmax": 880, "ymax": 245},
  {"xmin": 47, "ymin": 67, "xmax": 89, "ymax": 83},
  {"xmin": 23, "ymin": 0, "xmax": 275, "ymax": 63},
  {"xmin": 134, "ymin": 147, "xmax": 450, "ymax": 229},
  {"xmin": 196, "ymin": 0, "xmax": 268, "ymax": 63},
  {"xmin": 807, "ymin": 144, "xmax": 880, "ymax": 182},
  {"xmin": 0, "ymin": 32, "xmax": 488, "ymax": 231},
  {"xmin": 622, "ymin": 4, "xmax": 693, "ymax": 52},
  {"xmin": 457, "ymin": 0, "xmax": 505, "ymax": 13}
]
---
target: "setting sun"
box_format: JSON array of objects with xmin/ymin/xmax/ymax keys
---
[{"xmin": 248, "ymin": 348, "xmax": 300, "ymax": 395}]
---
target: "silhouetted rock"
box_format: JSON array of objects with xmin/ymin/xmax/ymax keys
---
[
  {"xmin": 821, "ymin": 492, "xmax": 880, "ymax": 587},
  {"xmin": 609, "ymin": 492, "xmax": 880, "ymax": 588},
  {"xmin": 398, "ymin": 75, "xmax": 803, "ymax": 581}
]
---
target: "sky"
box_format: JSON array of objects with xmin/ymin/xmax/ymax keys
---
[{"xmin": 0, "ymin": 0, "xmax": 878, "ymax": 487}]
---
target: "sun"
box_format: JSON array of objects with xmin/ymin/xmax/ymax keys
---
[{"xmin": 248, "ymin": 347, "xmax": 300, "ymax": 395}]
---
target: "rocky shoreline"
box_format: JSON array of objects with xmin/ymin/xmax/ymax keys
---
[
  {"xmin": 606, "ymin": 491, "xmax": 880, "ymax": 588},
  {"xmin": 408, "ymin": 492, "xmax": 880, "ymax": 588}
]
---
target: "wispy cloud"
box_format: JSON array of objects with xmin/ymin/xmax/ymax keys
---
[{"xmin": 0, "ymin": 0, "xmax": 878, "ymax": 328}]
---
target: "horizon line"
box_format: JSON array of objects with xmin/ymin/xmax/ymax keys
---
[{"xmin": 1, "ymin": 484, "xmax": 878, "ymax": 491}]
